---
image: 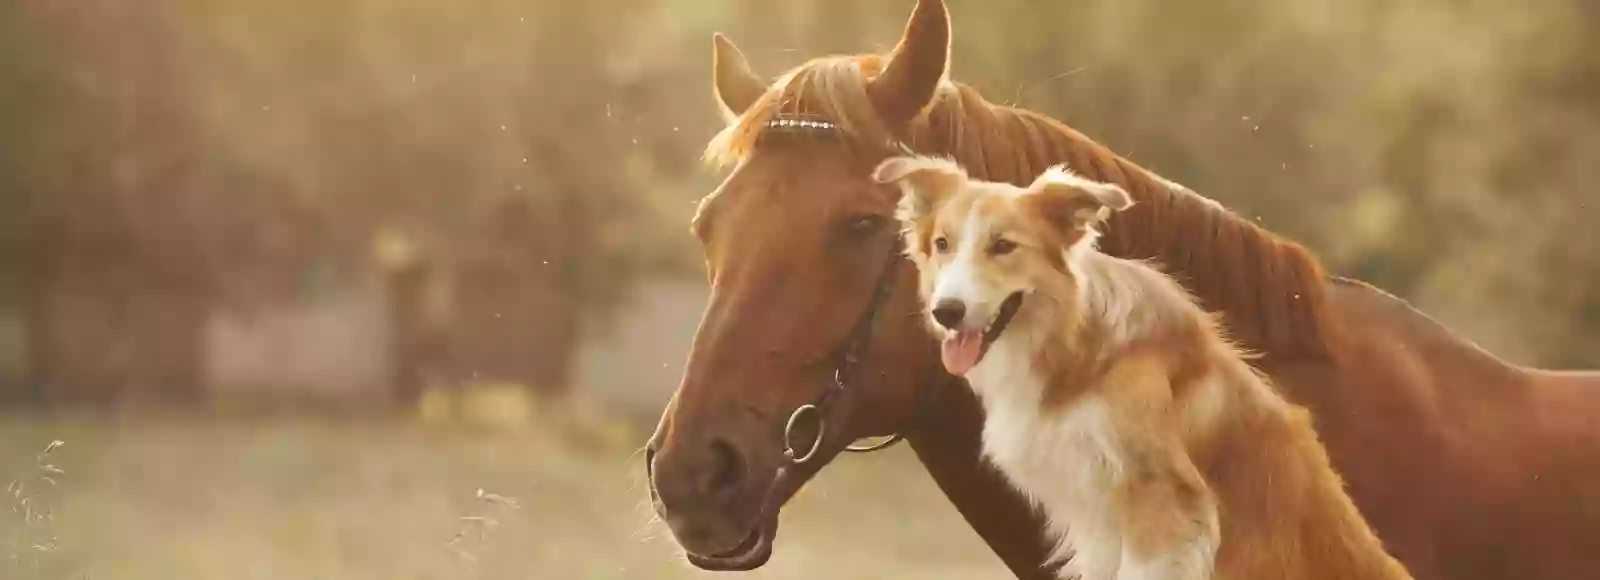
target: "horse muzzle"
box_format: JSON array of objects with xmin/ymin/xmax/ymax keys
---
[{"xmin": 646, "ymin": 438, "xmax": 791, "ymax": 570}]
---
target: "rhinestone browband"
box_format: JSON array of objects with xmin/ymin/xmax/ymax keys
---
[
  {"xmin": 765, "ymin": 117, "xmax": 838, "ymax": 130},
  {"xmin": 761, "ymin": 114, "xmax": 915, "ymax": 155}
]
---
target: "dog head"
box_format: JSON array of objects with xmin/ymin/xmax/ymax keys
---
[{"xmin": 875, "ymin": 156, "xmax": 1134, "ymax": 375}]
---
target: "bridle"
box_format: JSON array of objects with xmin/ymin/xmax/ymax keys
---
[
  {"xmin": 781, "ymin": 233, "xmax": 911, "ymax": 463},
  {"xmin": 762, "ymin": 114, "xmax": 934, "ymax": 466}
]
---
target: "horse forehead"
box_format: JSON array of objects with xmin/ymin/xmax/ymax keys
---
[
  {"xmin": 725, "ymin": 147, "xmax": 867, "ymax": 213},
  {"xmin": 704, "ymin": 156, "xmax": 865, "ymax": 265}
]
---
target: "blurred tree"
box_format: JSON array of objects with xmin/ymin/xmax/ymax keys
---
[
  {"xmin": 937, "ymin": 0, "xmax": 1600, "ymax": 367},
  {"xmin": 0, "ymin": 1, "xmax": 217, "ymax": 404},
  {"xmin": 0, "ymin": 0, "xmax": 43, "ymax": 399},
  {"xmin": 0, "ymin": 0, "xmax": 667, "ymax": 406}
]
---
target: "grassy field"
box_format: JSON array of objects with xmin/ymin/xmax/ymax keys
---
[{"xmin": 0, "ymin": 401, "xmax": 1007, "ymax": 580}]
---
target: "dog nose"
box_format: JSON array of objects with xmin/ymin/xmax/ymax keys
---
[{"xmin": 931, "ymin": 300, "xmax": 966, "ymax": 330}]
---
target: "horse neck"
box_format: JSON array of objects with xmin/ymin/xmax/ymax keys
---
[
  {"xmin": 904, "ymin": 373, "xmax": 1062, "ymax": 579},
  {"xmin": 1099, "ymin": 160, "xmax": 1329, "ymax": 357},
  {"xmin": 914, "ymin": 95, "xmax": 1329, "ymax": 357}
]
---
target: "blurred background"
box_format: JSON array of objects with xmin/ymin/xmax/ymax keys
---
[{"xmin": 0, "ymin": 0, "xmax": 1595, "ymax": 578}]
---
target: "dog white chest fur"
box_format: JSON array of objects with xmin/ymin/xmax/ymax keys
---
[{"xmin": 969, "ymin": 331, "xmax": 1163, "ymax": 580}]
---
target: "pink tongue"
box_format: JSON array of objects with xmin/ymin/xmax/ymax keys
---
[{"xmin": 940, "ymin": 330, "xmax": 984, "ymax": 376}]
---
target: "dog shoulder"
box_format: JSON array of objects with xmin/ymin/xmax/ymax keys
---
[{"xmin": 1092, "ymin": 349, "xmax": 1180, "ymax": 421}]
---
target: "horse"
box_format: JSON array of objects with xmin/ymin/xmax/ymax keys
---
[{"xmin": 644, "ymin": 1, "xmax": 1600, "ymax": 578}]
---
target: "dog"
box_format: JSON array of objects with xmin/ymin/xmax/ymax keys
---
[{"xmin": 878, "ymin": 155, "xmax": 1414, "ymax": 580}]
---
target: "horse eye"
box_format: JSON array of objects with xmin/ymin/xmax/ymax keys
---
[
  {"xmin": 845, "ymin": 214, "xmax": 884, "ymax": 237},
  {"xmin": 933, "ymin": 237, "xmax": 949, "ymax": 253},
  {"xmin": 989, "ymin": 238, "xmax": 1018, "ymax": 256}
]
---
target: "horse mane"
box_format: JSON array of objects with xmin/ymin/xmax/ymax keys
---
[{"xmin": 706, "ymin": 55, "xmax": 1329, "ymax": 357}]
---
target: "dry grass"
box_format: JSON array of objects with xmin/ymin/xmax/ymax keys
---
[
  {"xmin": 0, "ymin": 402, "xmax": 1003, "ymax": 580},
  {"xmin": 4, "ymin": 439, "xmax": 67, "ymax": 580}
]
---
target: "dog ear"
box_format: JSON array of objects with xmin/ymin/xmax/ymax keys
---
[
  {"xmin": 874, "ymin": 155, "xmax": 968, "ymax": 224},
  {"xmin": 1023, "ymin": 165, "xmax": 1133, "ymax": 238}
]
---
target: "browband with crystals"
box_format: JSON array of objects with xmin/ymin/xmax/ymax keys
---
[
  {"xmin": 761, "ymin": 114, "xmax": 916, "ymax": 156},
  {"xmin": 765, "ymin": 117, "xmax": 838, "ymax": 130}
]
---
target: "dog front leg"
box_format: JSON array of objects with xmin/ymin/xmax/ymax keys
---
[{"xmin": 1111, "ymin": 449, "xmax": 1218, "ymax": 580}]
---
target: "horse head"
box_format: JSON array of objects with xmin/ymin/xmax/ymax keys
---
[{"xmin": 644, "ymin": 0, "xmax": 956, "ymax": 570}]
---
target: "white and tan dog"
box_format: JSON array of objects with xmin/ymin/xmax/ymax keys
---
[{"xmin": 877, "ymin": 155, "xmax": 1413, "ymax": 580}]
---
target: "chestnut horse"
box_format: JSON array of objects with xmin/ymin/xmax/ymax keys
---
[{"xmin": 644, "ymin": 1, "xmax": 1600, "ymax": 578}]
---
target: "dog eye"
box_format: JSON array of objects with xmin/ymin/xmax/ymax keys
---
[
  {"xmin": 989, "ymin": 238, "xmax": 1018, "ymax": 256},
  {"xmin": 933, "ymin": 236, "xmax": 949, "ymax": 253}
]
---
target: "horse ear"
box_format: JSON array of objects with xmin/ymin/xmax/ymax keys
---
[
  {"xmin": 1024, "ymin": 166, "xmax": 1134, "ymax": 236},
  {"xmin": 875, "ymin": 155, "xmax": 966, "ymax": 223},
  {"xmin": 868, "ymin": 0, "xmax": 951, "ymax": 129},
  {"xmin": 712, "ymin": 33, "xmax": 765, "ymax": 121}
]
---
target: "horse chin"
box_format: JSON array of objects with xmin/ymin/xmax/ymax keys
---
[
  {"xmin": 684, "ymin": 512, "xmax": 777, "ymax": 571},
  {"xmin": 683, "ymin": 454, "xmax": 822, "ymax": 570}
]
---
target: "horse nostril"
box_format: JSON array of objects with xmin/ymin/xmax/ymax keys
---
[
  {"xmin": 932, "ymin": 300, "xmax": 966, "ymax": 330},
  {"xmin": 706, "ymin": 438, "xmax": 745, "ymax": 495}
]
